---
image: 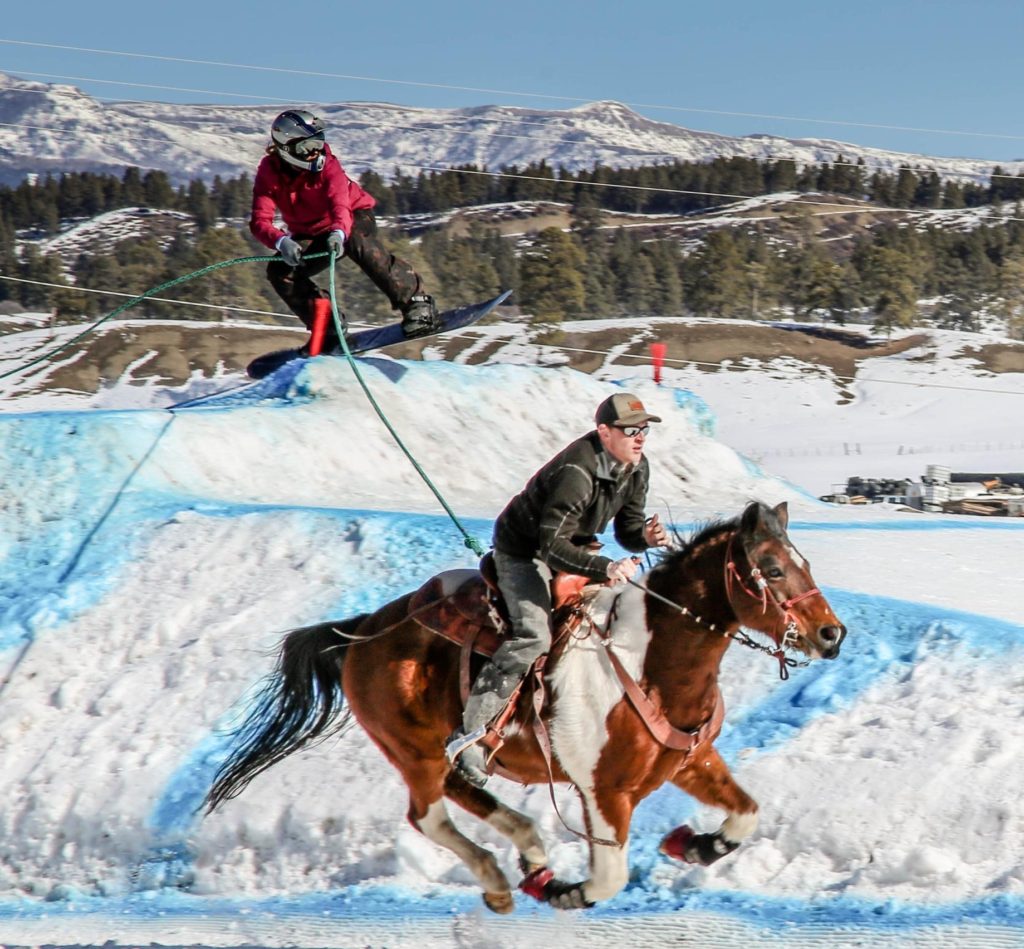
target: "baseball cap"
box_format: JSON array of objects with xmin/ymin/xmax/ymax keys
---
[{"xmin": 594, "ymin": 392, "xmax": 662, "ymax": 428}]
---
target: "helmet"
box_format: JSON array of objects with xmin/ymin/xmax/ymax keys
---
[{"xmin": 271, "ymin": 109, "xmax": 327, "ymax": 172}]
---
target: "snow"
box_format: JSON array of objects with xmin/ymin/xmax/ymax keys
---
[
  {"xmin": 0, "ymin": 318, "xmax": 1023, "ymax": 947},
  {"xmin": 3, "ymin": 70, "xmax": 1024, "ymax": 186}
]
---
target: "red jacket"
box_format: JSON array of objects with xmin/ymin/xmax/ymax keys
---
[{"xmin": 249, "ymin": 144, "xmax": 376, "ymax": 248}]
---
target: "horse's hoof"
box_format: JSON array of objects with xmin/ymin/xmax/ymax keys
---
[
  {"xmin": 660, "ymin": 825, "xmax": 738, "ymax": 866},
  {"xmin": 518, "ymin": 854, "xmax": 547, "ymax": 876},
  {"xmin": 546, "ymin": 879, "xmax": 594, "ymax": 911},
  {"xmin": 660, "ymin": 825, "xmax": 696, "ymax": 862},
  {"xmin": 519, "ymin": 866, "xmax": 554, "ymax": 901},
  {"xmin": 482, "ymin": 890, "xmax": 515, "ymax": 914},
  {"xmin": 520, "ymin": 867, "xmax": 594, "ymax": 910}
]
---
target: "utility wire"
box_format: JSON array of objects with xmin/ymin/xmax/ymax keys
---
[
  {"xmin": 0, "ymin": 274, "xmax": 285, "ymax": 318},
  {"xmin": 1, "ymin": 273, "xmax": 1020, "ymax": 399},
  {"xmin": 6, "ymin": 117, "xmax": 1022, "ymax": 221},
  {"xmin": 476, "ymin": 336, "xmax": 1024, "ymax": 397},
  {"xmin": 2, "ymin": 37, "xmax": 1022, "ymax": 143},
  {"xmin": 8, "ymin": 70, "xmax": 1024, "ymax": 188}
]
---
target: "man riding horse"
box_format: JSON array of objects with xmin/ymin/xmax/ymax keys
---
[{"xmin": 446, "ymin": 392, "xmax": 672, "ymax": 787}]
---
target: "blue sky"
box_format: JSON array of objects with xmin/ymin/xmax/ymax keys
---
[{"xmin": 1, "ymin": 0, "xmax": 1023, "ymax": 162}]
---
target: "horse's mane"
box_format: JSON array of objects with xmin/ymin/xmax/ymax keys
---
[{"xmin": 654, "ymin": 513, "xmax": 740, "ymax": 574}]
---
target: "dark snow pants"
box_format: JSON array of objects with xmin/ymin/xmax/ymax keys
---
[{"xmin": 266, "ymin": 208, "xmax": 424, "ymax": 332}]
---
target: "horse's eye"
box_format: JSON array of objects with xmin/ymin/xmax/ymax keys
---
[{"xmin": 767, "ymin": 567, "xmax": 784, "ymax": 580}]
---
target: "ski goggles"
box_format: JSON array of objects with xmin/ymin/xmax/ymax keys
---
[
  {"xmin": 290, "ymin": 133, "xmax": 326, "ymax": 158},
  {"xmin": 620, "ymin": 425, "xmax": 650, "ymax": 438}
]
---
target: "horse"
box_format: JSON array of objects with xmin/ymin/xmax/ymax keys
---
[{"xmin": 204, "ymin": 500, "xmax": 846, "ymax": 913}]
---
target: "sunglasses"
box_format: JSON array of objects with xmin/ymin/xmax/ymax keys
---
[
  {"xmin": 619, "ymin": 424, "xmax": 650, "ymax": 438},
  {"xmin": 291, "ymin": 132, "xmax": 326, "ymax": 158}
]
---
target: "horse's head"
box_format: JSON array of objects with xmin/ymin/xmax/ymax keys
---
[{"xmin": 728, "ymin": 501, "xmax": 846, "ymax": 660}]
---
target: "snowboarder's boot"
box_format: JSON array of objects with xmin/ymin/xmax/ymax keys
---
[{"xmin": 401, "ymin": 294, "xmax": 440, "ymax": 338}]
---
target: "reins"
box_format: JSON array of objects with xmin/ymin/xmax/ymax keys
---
[{"xmin": 627, "ymin": 528, "xmax": 814, "ymax": 680}]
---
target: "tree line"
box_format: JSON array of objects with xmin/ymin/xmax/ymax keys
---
[{"xmin": 1, "ymin": 160, "xmax": 1022, "ymax": 338}]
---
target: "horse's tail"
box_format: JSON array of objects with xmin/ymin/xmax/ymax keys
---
[{"xmin": 203, "ymin": 614, "xmax": 368, "ymax": 814}]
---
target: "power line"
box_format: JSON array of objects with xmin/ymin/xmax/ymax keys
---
[
  {"xmin": 6, "ymin": 117, "xmax": 1024, "ymax": 224},
  {"xmin": 2, "ymin": 37, "xmax": 1023, "ymax": 144},
  {"xmin": 1, "ymin": 270, "xmax": 1020, "ymax": 399},
  {"xmin": 0, "ymin": 274, "xmax": 285, "ymax": 318},
  {"xmin": 462, "ymin": 335, "xmax": 1024, "ymax": 397},
  {"xmin": 15, "ymin": 75, "xmax": 1024, "ymax": 187}
]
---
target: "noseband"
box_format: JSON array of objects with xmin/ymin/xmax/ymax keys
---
[
  {"xmin": 724, "ymin": 533, "xmax": 822, "ymax": 656},
  {"xmin": 635, "ymin": 528, "xmax": 817, "ymax": 680}
]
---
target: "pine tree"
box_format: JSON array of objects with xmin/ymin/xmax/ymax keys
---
[
  {"xmin": 171, "ymin": 229, "xmax": 268, "ymax": 321},
  {"xmin": 18, "ymin": 245, "xmax": 66, "ymax": 311},
  {"xmin": 684, "ymin": 230, "xmax": 750, "ymax": 319},
  {"xmin": 0, "ymin": 213, "xmax": 18, "ymax": 302},
  {"xmin": 518, "ymin": 227, "xmax": 586, "ymax": 322}
]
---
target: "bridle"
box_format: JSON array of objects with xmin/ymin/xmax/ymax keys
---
[
  {"xmin": 724, "ymin": 532, "xmax": 824, "ymax": 657},
  {"xmin": 630, "ymin": 528, "xmax": 822, "ymax": 679}
]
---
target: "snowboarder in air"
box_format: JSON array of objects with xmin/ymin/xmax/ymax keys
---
[{"xmin": 250, "ymin": 109, "xmax": 440, "ymax": 352}]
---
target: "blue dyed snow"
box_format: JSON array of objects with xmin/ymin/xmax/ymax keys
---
[
  {"xmin": 0, "ymin": 878, "xmax": 1022, "ymax": 938},
  {"xmin": 671, "ymin": 387, "xmax": 717, "ymax": 437},
  {"xmin": 4, "ymin": 362, "xmax": 1024, "ymax": 940}
]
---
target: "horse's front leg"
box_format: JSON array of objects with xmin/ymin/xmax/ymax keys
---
[
  {"xmin": 519, "ymin": 786, "xmax": 633, "ymax": 910},
  {"xmin": 662, "ymin": 747, "xmax": 758, "ymax": 867}
]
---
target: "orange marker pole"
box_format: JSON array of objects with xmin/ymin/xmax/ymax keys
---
[
  {"xmin": 650, "ymin": 342, "xmax": 667, "ymax": 385},
  {"xmin": 308, "ymin": 298, "xmax": 331, "ymax": 356}
]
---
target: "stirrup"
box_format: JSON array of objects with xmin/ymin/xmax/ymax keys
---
[{"xmin": 445, "ymin": 724, "xmax": 488, "ymax": 765}]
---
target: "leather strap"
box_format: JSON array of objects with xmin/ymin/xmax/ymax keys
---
[{"xmin": 603, "ymin": 642, "xmax": 724, "ymax": 755}]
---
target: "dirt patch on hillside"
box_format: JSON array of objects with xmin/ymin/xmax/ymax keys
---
[
  {"xmin": 14, "ymin": 317, "xmax": 1017, "ymax": 398},
  {"xmin": 39, "ymin": 324, "xmax": 306, "ymax": 393},
  {"xmin": 545, "ymin": 323, "xmax": 930, "ymax": 385},
  {"xmin": 966, "ymin": 341, "xmax": 1024, "ymax": 374}
]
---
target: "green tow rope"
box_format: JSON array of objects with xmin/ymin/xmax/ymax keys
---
[
  {"xmin": 0, "ymin": 253, "xmax": 290, "ymax": 382},
  {"xmin": 0, "ymin": 250, "xmax": 486, "ymax": 557},
  {"xmin": 326, "ymin": 250, "xmax": 486, "ymax": 557}
]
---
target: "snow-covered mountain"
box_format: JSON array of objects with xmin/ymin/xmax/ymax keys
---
[{"xmin": 2, "ymin": 70, "xmax": 1021, "ymax": 187}]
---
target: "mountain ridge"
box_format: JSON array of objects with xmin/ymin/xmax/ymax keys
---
[{"xmin": 1, "ymin": 71, "xmax": 1021, "ymax": 187}]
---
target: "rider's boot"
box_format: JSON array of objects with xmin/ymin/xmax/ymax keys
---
[
  {"xmin": 446, "ymin": 662, "xmax": 519, "ymax": 788},
  {"xmin": 445, "ymin": 724, "xmax": 491, "ymax": 788}
]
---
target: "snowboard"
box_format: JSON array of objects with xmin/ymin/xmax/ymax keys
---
[{"xmin": 247, "ymin": 290, "xmax": 512, "ymax": 380}]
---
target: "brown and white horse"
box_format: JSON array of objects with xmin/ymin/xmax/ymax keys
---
[{"xmin": 204, "ymin": 501, "xmax": 845, "ymax": 912}]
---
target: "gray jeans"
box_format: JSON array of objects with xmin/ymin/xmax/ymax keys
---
[{"xmin": 462, "ymin": 550, "xmax": 553, "ymax": 732}]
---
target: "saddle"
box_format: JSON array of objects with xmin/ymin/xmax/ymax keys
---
[{"xmin": 407, "ymin": 552, "xmax": 594, "ymax": 707}]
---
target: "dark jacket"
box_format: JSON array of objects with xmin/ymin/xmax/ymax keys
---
[
  {"xmin": 493, "ymin": 431, "xmax": 650, "ymax": 581},
  {"xmin": 249, "ymin": 144, "xmax": 376, "ymax": 249}
]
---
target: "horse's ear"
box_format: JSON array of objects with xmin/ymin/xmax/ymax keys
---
[
  {"xmin": 740, "ymin": 501, "xmax": 761, "ymax": 535},
  {"xmin": 772, "ymin": 501, "xmax": 789, "ymax": 531}
]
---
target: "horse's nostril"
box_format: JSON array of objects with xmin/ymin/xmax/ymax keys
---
[{"xmin": 820, "ymin": 625, "xmax": 843, "ymax": 644}]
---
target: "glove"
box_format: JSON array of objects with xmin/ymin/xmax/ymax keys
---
[
  {"xmin": 643, "ymin": 513, "xmax": 669, "ymax": 548},
  {"xmin": 606, "ymin": 557, "xmax": 639, "ymax": 584},
  {"xmin": 327, "ymin": 229, "xmax": 346, "ymax": 257},
  {"xmin": 275, "ymin": 235, "xmax": 303, "ymax": 267}
]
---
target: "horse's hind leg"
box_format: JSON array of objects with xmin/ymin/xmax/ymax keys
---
[
  {"xmin": 444, "ymin": 771, "xmax": 547, "ymax": 872},
  {"xmin": 406, "ymin": 772, "xmax": 515, "ymax": 914}
]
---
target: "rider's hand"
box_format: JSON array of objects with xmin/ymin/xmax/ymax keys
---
[
  {"xmin": 606, "ymin": 557, "xmax": 639, "ymax": 584},
  {"xmin": 276, "ymin": 235, "xmax": 303, "ymax": 267},
  {"xmin": 327, "ymin": 229, "xmax": 346, "ymax": 257},
  {"xmin": 643, "ymin": 513, "xmax": 669, "ymax": 548}
]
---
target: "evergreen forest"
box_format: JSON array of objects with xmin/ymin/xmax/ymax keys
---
[{"xmin": 1, "ymin": 157, "xmax": 1023, "ymax": 338}]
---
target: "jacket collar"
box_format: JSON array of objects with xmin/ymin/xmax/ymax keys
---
[{"xmin": 594, "ymin": 442, "xmax": 635, "ymax": 482}]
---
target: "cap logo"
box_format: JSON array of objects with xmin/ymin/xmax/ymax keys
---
[{"xmin": 627, "ymin": 400, "xmax": 644, "ymax": 412}]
